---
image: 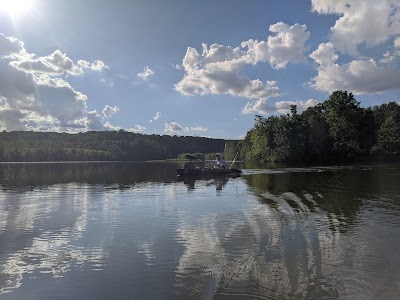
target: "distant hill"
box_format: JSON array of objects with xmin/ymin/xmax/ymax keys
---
[{"xmin": 0, "ymin": 131, "xmax": 228, "ymax": 162}]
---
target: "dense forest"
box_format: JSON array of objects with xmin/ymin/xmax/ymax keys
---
[
  {"xmin": 225, "ymin": 90, "xmax": 400, "ymax": 163},
  {"xmin": 0, "ymin": 131, "xmax": 226, "ymax": 162}
]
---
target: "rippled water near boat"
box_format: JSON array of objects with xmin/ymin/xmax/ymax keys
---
[{"xmin": 0, "ymin": 162, "xmax": 399, "ymax": 299}]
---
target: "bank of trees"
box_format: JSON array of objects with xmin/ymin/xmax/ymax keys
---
[
  {"xmin": 0, "ymin": 131, "xmax": 226, "ymax": 162},
  {"xmin": 225, "ymin": 91, "xmax": 400, "ymax": 162},
  {"xmin": 1, "ymin": 90, "xmax": 399, "ymax": 163}
]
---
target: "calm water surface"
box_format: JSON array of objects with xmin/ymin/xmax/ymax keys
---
[{"xmin": 0, "ymin": 162, "xmax": 399, "ymax": 299}]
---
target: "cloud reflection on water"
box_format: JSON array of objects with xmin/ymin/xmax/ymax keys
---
[
  {"xmin": 0, "ymin": 163, "xmax": 399, "ymax": 299},
  {"xmin": 172, "ymin": 188, "xmax": 344, "ymax": 299},
  {"xmin": 0, "ymin": 184, "xmax": 120, "ymax": 295}
]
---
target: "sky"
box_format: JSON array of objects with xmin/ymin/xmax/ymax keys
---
[{"xmin": 0, "ymin": 0, "xmax": 400, "ymax": 140}]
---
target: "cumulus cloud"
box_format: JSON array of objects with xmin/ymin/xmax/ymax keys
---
[
  {"xmin": 102, "ymin": 105, "xmax": 120, "ymax": 118},
  {"xmin": 0, "ymin": 33, "xmax": 25, "ymax": 57},
  {"xmin": 76, "ymin": 110, "xmax": 104, "ymax": 131},
  {"xmin": 309, "ymin": 42, "xmax": 400, "ymax": 94},
  {"xmin": 10, "ymin": 50, "xmax": 109, "ymax": 76},
  {"xmin": 243, "ymin": 22, "xmax": 310, "ymax": 69},
  {"xmin": 127, "ymin": 125, "xmax": 147, "ymax": 134},
  {"xmin": 78, "ymin": 60, "xmax": 109, "ymax": 72},
  {"xmin": 0, "ymin": 33, "xmax": 110, "ymax": 132},
  {"xmin": 309, "ymin": 42, "xmax": 338, "ymax": 66},
  {"xmin": 149, "ymin": 111, "xmax": 161, "ymax": 123},
  {"xmin": 164, "ymin": 122, "xmax": 188, "ymax": 133},
  {"xmin": 11, "ymin": 50, "xmax": 81, "ymax": 76},
  {"xmin": 104, "ymin": 121, "xmax": 121, "ymax": 131},
  {"xmin": 242, "ymin": 99, "xmax": 318, "ymax": 115},
  {"xmin": 175, "ymin": 22, "xmax": 310, "ymax": 107},
  {"xmin": 164, "ymin": 122, "xmax": 208, "ymax": 135},
  {"xmin": 137, "ymin": 66, "xmax": 154, "ymax": 80},
  {"xmin": 311, "ymin": 0, "xmax": 400, "ymax": 55}
]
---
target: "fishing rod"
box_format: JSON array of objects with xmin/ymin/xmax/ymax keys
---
[{"xmin": 229, "ymin": 151, "xmax": 239, "ymax": 169}]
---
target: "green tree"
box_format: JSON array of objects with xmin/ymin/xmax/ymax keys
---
[
  {"xmin": 224, "ymin": 141, "xmax": 242, "ymax": 161},
  {"xmin": 376, "ymin": 115, "xmax": 400, "ymax": 154},
  {"xmin": 271, "ymin": 107, "xmax": 306, "ymax": 162},
  {"xmin": 358, "ymin": 107, "xmax": 377, "ymax": 154},
  {"xmin": 302, "ymin": 104, "xmax": 331, "ymax": 161},
  {"xmin": 246, "ymin": 115, "xmax": 276, "ymax": 161},
  {"xmin": 324, "ymin": 91, "xmax": 362, "ymax": 158}
]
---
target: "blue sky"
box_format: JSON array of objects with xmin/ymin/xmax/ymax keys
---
[{"xmin": 1, "ymin": 0, "xmax": 400, "ymax": 139}]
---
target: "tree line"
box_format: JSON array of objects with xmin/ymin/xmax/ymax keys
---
[
  {"xmin": 225, "ymin": 90, "xmax": 400, "ymax": 163},
  {"xmin": 1, "ymin": 90, "xmax": 398, "ymax": 163},
  {"xmin": 0, "ymin": 131, "xmax": 226, "ymax": 162}
]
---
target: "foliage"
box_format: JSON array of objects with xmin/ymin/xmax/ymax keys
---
[
  {"xmin": 376, "ymin": 116, "xmax": 400, "ymax": 154},
  {"xmin": 177, "ymin": 153, "xmax": 206, "ymax": 161},
  {"xmin": 2, "ymin": 90, "xmax": 399, "ymax": 164},
  {"xmin": 0, "ymin": 131, "xmax": 227, "ymax": 162},
  {"xmin": 237, "ymin": 90, "xmax": 400, "ymax": 163}
]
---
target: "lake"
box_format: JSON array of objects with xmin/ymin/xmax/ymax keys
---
[{"xmin": 0, "ymin": 162, "xmax": 399, "ymax": 299}]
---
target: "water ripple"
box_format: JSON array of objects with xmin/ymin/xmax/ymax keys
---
[{"xmin": 0, "ymin": 164, "xmax": 399, "ymax": 299}]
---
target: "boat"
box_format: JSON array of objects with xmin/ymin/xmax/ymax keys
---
[
  {"xmin": 177, "ymin": 154, "xmax": 242, "ymax": 178},
  {"xmin": 176, "ymin": 167, "xmax": 242, "ymax": 177}
]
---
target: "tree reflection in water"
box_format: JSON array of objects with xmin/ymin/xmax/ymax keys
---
[
  {"xmin": 178, "ymin": 175, "xmax": 230, "ymax": 191},
  {"xmin": 0, "ymin": 162, "xmax": 399, "ymax": 299}
]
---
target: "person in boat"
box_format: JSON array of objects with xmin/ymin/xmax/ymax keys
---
[
  {"xmin": 184, "ymin": 154, "xmax": 196, "ymax": 170},
  {"xmin": 214, "ymin": 153, "xmax": 227, "ymax": 169}
]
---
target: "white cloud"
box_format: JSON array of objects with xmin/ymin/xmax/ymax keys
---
[
  {"xmin": 11, "ymin": 50, "xmax": 83, "ymax": 76},
  {"xmin": 34, "ymin": 74, "xmax": 76, "ymax": 91},
  {"xmin": 164, "ymin": 122, "xmax": 208, "ymax": 135},
  {"xmin": 274, "ymin": 99, "xmax": 319, "ymax": 114},
  {"xmin": 78, "ymin": 60, "xmax": 109, "ymax": 72},
  {"xmin": 149, "ymin": 111, "xmax": 161, "ymax": 123},
  {"xmin": 307, "ymin": 8, "xmax": 400, "ymax": 95},
  {"xmin": 311, "ymin": 0, "xmax": 400, "ymax": 55},
  {"xmin": 10, "ymin": 50, "xmax": 109, "ymax": 77},
  {"xmin": 309, "ymin": 42, "xmax": 400, "ymax": 94},
  {"xmin": 102, "ymin": 105, "xmax": 120, "ymax": 118},
  {"xmin": 164, "ymin": 122, "xmax": 188, "ymax": 133},
  {"xmin": 137, "ymin": 66, "xmax": 154, "ymax": 80},
  {"xmin": 242, "ymin": 99, "xmax": 318, "ymax": 115},
  {"xmin": 43, "ymin": 50, "xmax": 83, "ymax": 75},
  {"xmin": 0, "ymin": 33, "xmax": 111, "ymax": 132},
  {"xmin": 243, "ymin": 22, "xmax": 310, "ymax": 69},
  {"xmin": 309, "ymin": 42, "xmax": 338, "ymax": 65},
  {"xmin": 0, "ymin": 33, "xmax": 25, "ymax": 57},
  {"xmin": 104, "ymin": 121, "xmax": 121, "ymax": 131},
  {"xmin": 127, "ymin": 125, "xmax": 147, "ymax": 133},
  {"xmin": 73, "ymin": 110, "xmax": 104, "ymax": 131},
  {"xmin": 175, "ymin": 22, "xmax": 310, "ymax": 104},
  {"xmin": 190, "ymin": 126, "xmax": 208, "ymax": 132},
  {"xmin": 395, "ymin": 37, "xmax": 400, "ymax": 48}
]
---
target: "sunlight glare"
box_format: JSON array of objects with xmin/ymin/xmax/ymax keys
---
[{"xmin": 0, "ymin": 0, "xmax": 34, "ymax": 15}]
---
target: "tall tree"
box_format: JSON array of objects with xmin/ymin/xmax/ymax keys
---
[
  {"xmin": 323, "ymin": 91, "xmax": 362, "ymax": 158},
  {"xmin": 358, "ymin": 107, "xmax": 377, "ymax": 154},
  {"xmin": 376, "ymin": 115, "xmax": 400, "ymax": 154},
  {"xmin": 246, "ymin": 115, "xmax": 276, "ymax": 162},
  {"xmin": 302, "ymin": 104, "xmax": 331, "ymax": 161}
]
